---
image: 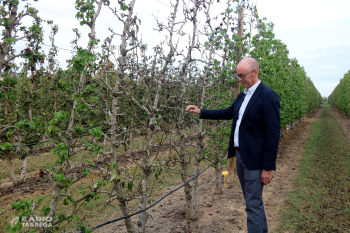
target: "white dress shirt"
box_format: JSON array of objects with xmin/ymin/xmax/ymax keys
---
[{"xmin": 234, "ymin": 80, "xmax": 261, "ymax": 147}]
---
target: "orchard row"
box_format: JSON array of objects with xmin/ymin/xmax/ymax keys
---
[{"xmin": 328, "ymin": 70, "xmax": 350, "ymax": 116}]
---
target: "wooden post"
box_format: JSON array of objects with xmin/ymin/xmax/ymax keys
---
[{"xmin": 227, "ymin": 4, "xmax": 244, "ymax": 184}]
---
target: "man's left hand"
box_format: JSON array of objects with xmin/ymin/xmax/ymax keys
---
[{"xmin": 261, "ymin": 169, "xmax": 272, "ymax": 185}]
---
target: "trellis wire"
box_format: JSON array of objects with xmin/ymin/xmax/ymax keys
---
[
  {"xmin": 9, "ymin": 125, "xmax": 144, "ymax": 149},
  {"xmin": 6, "ymin": 123, "xmax": 221, "ymax": 233},
  {"xmin": 78, "ymin": 157, "xmax": 223, "ymax": 233}
]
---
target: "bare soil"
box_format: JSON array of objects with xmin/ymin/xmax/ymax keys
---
[
  {"xmin": 330, "ymin": 106, "xmax": 350, "ymax": 142},
  {"xmin": 99, "ymin": 107, "xmax": 323, "ymax": 233}
]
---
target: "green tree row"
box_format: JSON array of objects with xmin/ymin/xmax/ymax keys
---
[
  {"xmin": 250, "ymin": 21, "xmax": 323, "ymax": 127},
  {"xmin": 328, "ymin": 70, "xmax": 350, "ymax": 115}
]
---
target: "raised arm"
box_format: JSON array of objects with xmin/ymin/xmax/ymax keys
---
[
  {"xmin": 185, "ymin": 105, "xmax": 201, "ymax": 114},
  {"xmin": 186, "ymin": 100, "xmax": 236, "ymax": 121}
]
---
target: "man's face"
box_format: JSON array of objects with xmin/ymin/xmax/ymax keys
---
[{"xmin": 237, "ymin": 64, "xmax": 257, "ymax": 89}]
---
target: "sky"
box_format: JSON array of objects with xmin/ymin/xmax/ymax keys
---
[
  {"xmin": 11, "ymin": 0, "xmax": 350, "ymax": 97},
  {"xmin": 256, "ymin": 0, "xmax": 350, "ymax": 97}
]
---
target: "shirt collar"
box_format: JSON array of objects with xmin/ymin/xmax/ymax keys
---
[{"xmin": 244, "ymin": 79, "xmax": 261, "ymax": 95}]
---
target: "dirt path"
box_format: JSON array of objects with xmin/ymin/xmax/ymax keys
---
[
  {"xmin": 100, "ymin": 107, "xmax": 323, "ymax": 233},
  {"xmin": 330, "ymin": 106, "xmax": 350, "ymax": 142}
]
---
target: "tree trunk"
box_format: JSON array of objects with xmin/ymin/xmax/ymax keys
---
[
  {"xmin": 214, "ymin": 161, "xmax": 223, "ymax": 195},
  {"xmin": 191, "ymin": 159, "xmax": 200, "ymax": 208},
  {"xmin": 17, "ymin": 136, "xmax": 21, "ymax": 152},
  {"xmin": 137, "ymin": 175, "xmax": 148, "ymax": 232},
  {"xmin": 43, "ymin": 135, "xmax": 47, "ymax": 147},
  {"xmin": 178, "ymin": 1, "xmax": 198, "ymax": 221},
  {"xmin": 119, "ymin": 199, "xmax": 136, "ymax": 233},
  {"xmin": 53, "ymin": 90, "xmax": 57, "ymax": 114},
  {"xmin": 117, "ymin": 184, "xmax": 136, "ymax": 233},
  {"xmin": 0, "ymin": 3, "xmax": 18, "ymax": 73},
  {"xmin": 137, "ymin": 129, "xmax": 152, "ymax": 233},
  {"xmin": 128, "ymin": 119, "xmax": 133, "ymax": 157},
  {"xmin": 4, "ymin": 101, "xmax": 8, "ymax": 115},
  {"xmin": 6, "ymin": 156, "xmax": 18, "ymax": 185},
  {"xmin": 98, "ymin": 134, "xmax": 107, "ymax": 163},
  {"xmin": 228, "ymin": 4, "xmax": 244, "ymax": 184},
  {"xmin": 28, "ymin": 105, "xmax": 33, "ymax": 122},
  {"xmin": 18, "ymin": 154, "xmax": 28, "ymax": 182},
  {"xmin": 111, "ymin": 95, "xmax": 118, "ymax": 164},
  {"xmin": 182, "ymin": 159, "xmax": 196, "ymax": 220},
  {"xmin": 48, "ymin": 186, "xmax": 61, "ymax": 221}
]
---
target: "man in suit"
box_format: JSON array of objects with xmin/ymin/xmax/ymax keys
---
[{"xmin": 186, "ymin": 58, "xmax": 280, "ymax": 232}]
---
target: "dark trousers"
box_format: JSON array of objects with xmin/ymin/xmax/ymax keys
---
[{"xmin": 236, "ymin": 149, "xmax": 268, "ymax": 233}]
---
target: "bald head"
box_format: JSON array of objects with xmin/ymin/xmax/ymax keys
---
[
  {"xmin": 237, "ymin": 58, "xmax": 259, "ymax": 71},
  {"xmin": 236, "ymin": 58, "xmax": 260, "ymax": 89}
]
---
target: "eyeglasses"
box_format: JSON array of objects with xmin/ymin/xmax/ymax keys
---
[{"xmin": 235, "ymin": 69, "xmax": 255, "ymax": 80}]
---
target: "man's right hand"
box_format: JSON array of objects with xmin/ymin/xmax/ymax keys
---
[{"xmin": 185, "ymin": 105, "xmax": 201, "ymax": 114}]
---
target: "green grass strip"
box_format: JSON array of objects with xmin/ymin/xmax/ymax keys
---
[{"xmin": 278, "ymin": 104, "xmax": 350, "ymax": 232}]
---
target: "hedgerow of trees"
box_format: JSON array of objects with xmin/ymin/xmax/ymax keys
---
[{"xmin": 328, "ymin": 70, "xmax": 350, "ymax": 116}]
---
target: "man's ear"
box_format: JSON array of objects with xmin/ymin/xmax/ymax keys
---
[{"xmin": 254, "ymin": 69, "xmax": 259, "ymax": 75}]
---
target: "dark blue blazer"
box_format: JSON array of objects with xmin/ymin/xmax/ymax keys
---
[{"xmin": 200, "ymin": 81, "xmax": 280, "ymax": 170}]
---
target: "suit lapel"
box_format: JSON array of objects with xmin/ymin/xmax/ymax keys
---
[
  {"xmin": 233, "ymin": 92, "xmax": 245, "ymax": 122},
  {"xmin": 242, "ymin": 82, "xmax": 264, "ymax": 121}
]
